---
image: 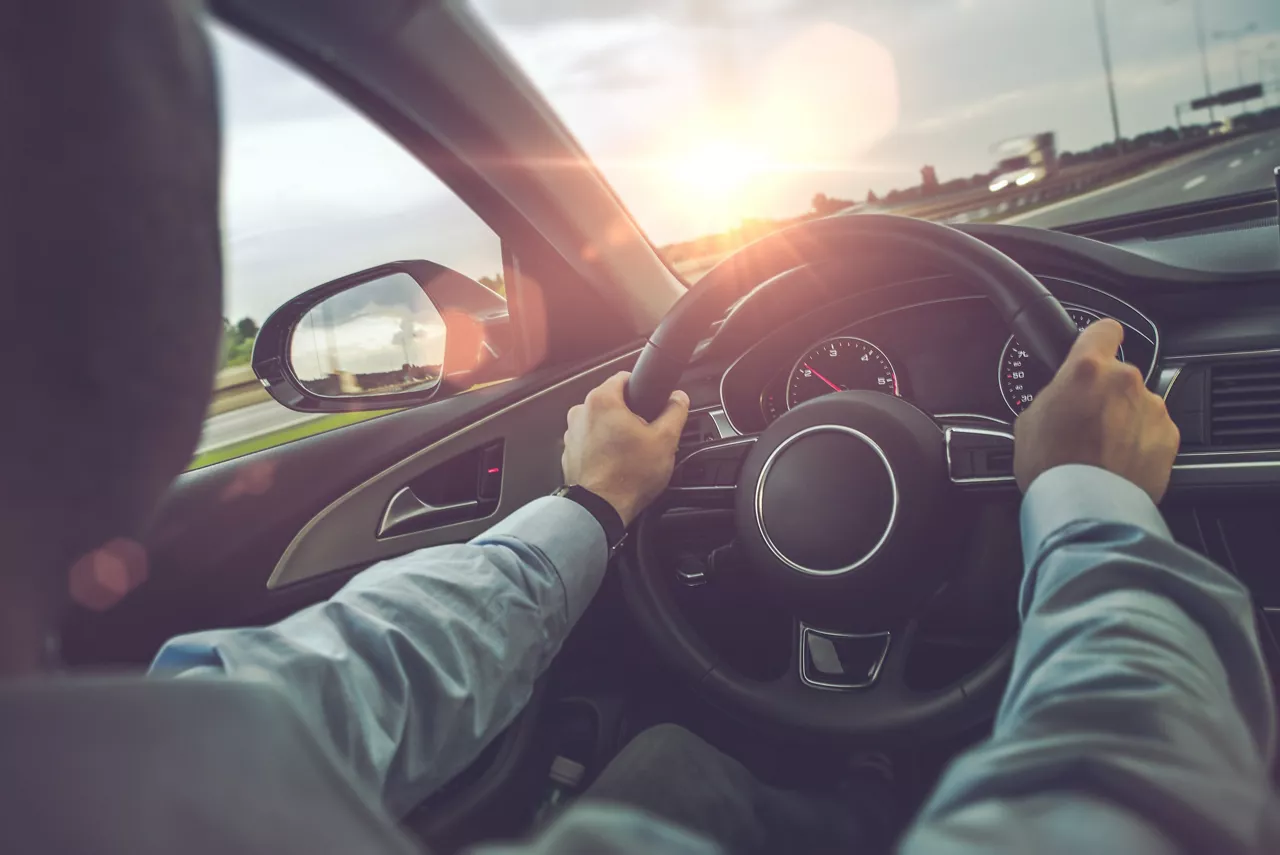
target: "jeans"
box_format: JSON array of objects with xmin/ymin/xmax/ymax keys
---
[{"xmin": 581, "ymin": 724, "xmax": 893, "ymax": 855}]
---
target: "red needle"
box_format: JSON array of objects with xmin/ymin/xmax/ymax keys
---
[{"xmin": 804, "ymin": 363, "xmax": 842, "ymax": 392}]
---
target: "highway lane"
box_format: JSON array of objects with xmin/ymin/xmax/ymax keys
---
[
  {"xmin": 1005, "ymin": 129, "xmax": 1280, "ymax": 228},
  {"xmin": 197, "ymin": 400, "xmax": 324, "ymax": 454}
]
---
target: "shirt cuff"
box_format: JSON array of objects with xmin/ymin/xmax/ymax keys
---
[
  {"xmin": 1020, "ymin": 464, "xmax": 1171, "ymax": 564},
  {"xmin": 474, "ymin": 495, "xmax": 608, "ymax": 626}
]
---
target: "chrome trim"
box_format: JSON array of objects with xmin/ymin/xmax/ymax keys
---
[
  {"xmin": 799, "ymin": 624, "xmax": 891, "ymax": 690},
  {"xmin": 378, "ymin": 488, "xmax": 481, "ymax": 538},
  {"xmin": 1038, "ymin": 275, "xmax": 1157, "ymax": 348},
  {"xmin": 935, "ymin": 412, "xmax": 1012, "ymax": 426},
  {"xmin": 944, "ymin": 426, "xmax": 1017, "ymax": 485},
  {"xmin": 1158, "ymin": 365, "xmax": 1183, "ymax": 400},
  {"xmin": 707, "ymin": 408, "xmax": 738, "ymax": 439},
  {"xmin": 1178, "ymin": 448, "xmax": 1280, "ymax": 458},
  {"xmin": 1173, "ymin": 459, "xmax": 1280, "ymax": 471},
  {"xmin": 668, "ymin": 437, "xmax": 757, "ymax": 494},
  {"xmin": 1165, "ymin": 347, "xmax": 1280, "ymax": 362},
  {"xmin": 677, "ymin": 564, "xmax": 708, "ymax": 587},
  {"xmin": 784, "ymin": 335, "xmax": 901, "ymax": 413},
  {"xmin": 755, "ymin": 425, "xmax": 898, "ymax": 576}
]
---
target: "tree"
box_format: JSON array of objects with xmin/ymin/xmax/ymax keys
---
[
  {"xmin": 234, "ymin": 317, "xmax": 259, "ymax": 340},
  {"xmin": 866, "ymin": 189, "xmax": 879, "ymax": 205},
  {"xmin": 219, "ymin": 316, "xmax": 259, "ymax": 369},
  {"xmin": 811, "ymin": 192, "xmax": 854, "ymax": 217},
  {"xmin": 478, "ymin": 273, "xmax": 506, "ymax": 297},
  {"xmin": 920, "ymin": 165, "xmax": 940, "ymax": 196}
]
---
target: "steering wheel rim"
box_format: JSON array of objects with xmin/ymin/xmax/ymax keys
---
[{"xmin": 621, "ymin": 214, "xmax": 1077, "ymax": 742}]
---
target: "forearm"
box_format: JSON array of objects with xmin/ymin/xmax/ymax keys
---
[
  {"xmin": 905, "ymin": 466, "xmax": 1276, "ymax": 854},
  {"xmin": 150, "ymin": 497, "xmax": 607, "ymax": 817}
]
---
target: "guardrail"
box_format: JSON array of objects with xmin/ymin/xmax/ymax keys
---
[{"xmin": 209, "ymin": 363, "xmax": 270, "ymax": 415}]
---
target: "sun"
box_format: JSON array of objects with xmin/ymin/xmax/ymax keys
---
[
  {"xmin": 667, "ymin": 136, "xmax": 770, "ymax": 231},
  {"xmin": 674, "ymin": 139, "xmax": 766, "ymax": 196}
]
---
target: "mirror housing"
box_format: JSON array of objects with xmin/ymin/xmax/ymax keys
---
[{"xmin": 252, "ymin": 260, "xmax": 510, "ymax": 413}]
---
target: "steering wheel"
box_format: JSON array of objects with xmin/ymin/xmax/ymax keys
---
[{"xmin": 621, "ymin": 214, "xmax": 1079, "ymax": 742}]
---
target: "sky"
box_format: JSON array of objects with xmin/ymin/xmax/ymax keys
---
[{"xmin": 213, "ymin": 0, "xmax": 1280, "ymax": 322}]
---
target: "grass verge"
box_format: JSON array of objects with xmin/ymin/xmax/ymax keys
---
[{"xmin": 187, "ymin": 409, "xmax": 394, "ymax": 471}]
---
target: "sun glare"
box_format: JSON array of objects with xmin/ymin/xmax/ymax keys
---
[{"xmin": 674, "ymin": 139, "xmax": 765, "ymax": 194}]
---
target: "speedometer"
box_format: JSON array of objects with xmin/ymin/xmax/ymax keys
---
[
  {"xmin": 787, "ymin": 336, "xmax": 899, "ymax": 410},
  {"xmin": 999, "ymin": 307, "xmax": 1124, "ymax": 415}
]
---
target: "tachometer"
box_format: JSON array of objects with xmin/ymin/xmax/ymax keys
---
[
  {"xmin": 787, "ymin": 337, "xmax": 899, "ymax": 410},
  {"xmin": 999, "ymin": 307, "xmax": 1124, "ymax": 415}
]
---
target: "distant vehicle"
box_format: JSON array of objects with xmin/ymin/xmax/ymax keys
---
[
  {"xmin": 989, "ymin": 132, "xmax": 1058, "ymax": 192},
  {"xmin": 1209, "ymin": 118, "xmax": 1234, "ymax": 136}
]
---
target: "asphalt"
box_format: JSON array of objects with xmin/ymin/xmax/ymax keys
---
[
  {"xmin": 1005, "ymin": 128, "xmax": 1280, "ymax": 229},
  {"xmin": 197, "ymin": 130, "xmax": 1280, "ymax": 456},
  {"xmin": 196, "ymin": 400, "xmax": 324, "ymax": 454}
]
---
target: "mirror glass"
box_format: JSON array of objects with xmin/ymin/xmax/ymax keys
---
[{"xmin": 289, "ymin": 272, "xmax": 447, "ymax": 398}]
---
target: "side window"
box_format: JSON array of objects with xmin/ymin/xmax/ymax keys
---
[{"xmin": 194, "ymin": 27, "xmax": 507, "ymax": 470}]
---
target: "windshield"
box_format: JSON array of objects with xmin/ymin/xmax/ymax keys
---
[{"xmin": 475, "ymin": 1, "xmax": 1279, "ymax": 279}]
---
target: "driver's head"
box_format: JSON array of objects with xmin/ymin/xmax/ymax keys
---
[{"xmin": 0, "ymin": 0, "xmax": 222, "ymax": 668}]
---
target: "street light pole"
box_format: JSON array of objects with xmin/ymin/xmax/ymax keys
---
[
  {"xmin": 1189, "ymin": 0, "xmax": 1216, "ymax": 122},
  {"xmin": 1214, "ymin": 23, "xmax": 1259, "ymax": 116},
  {"xmin": 1093, "ymin": 0, "xmax": 1123, "ymax": 152}
]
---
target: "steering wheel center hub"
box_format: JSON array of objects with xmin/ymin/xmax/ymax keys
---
[
  {"xmin": 734, "ymin": 390, "xmax": 950, "ymax": 619},
  {"xmin": 756, "ymin": 426, "xmax": 897, "ymax": 575}
]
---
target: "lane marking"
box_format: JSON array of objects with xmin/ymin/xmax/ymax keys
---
[
  {"xmin": 1183, "ymin": 175, "xmax": 1207, "ymax": 190},
  {"xmin": 1254, "ymin": 148, "xmax": 1262, "ymax": 155},
  {"xmin": 1229, "ymin": 158, "xmax": 1243, "ymax": 168}
]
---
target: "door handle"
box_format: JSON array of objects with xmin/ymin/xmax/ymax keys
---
[{"xmin": 379, "ymin": 486, "xmax": 481, "ymax": 538}]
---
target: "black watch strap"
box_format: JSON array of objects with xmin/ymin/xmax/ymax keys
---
[{"xmin": 552, "ymin": 485, "xmax": 627, "ymax": 555}]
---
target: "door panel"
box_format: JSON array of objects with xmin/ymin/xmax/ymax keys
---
[
  {"xmin": 269, "ymin": 352, "xmax": 634, "ymax": 586},
  {"xmin": 61, "ymin": 349, "xmax": 637, "ymax": 667}
]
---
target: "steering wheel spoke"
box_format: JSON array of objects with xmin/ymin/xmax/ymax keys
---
[
  {"xmin": 787, "ymin": 619, "xmax": 907, "ymax": 695},
  {"xmin": 665, "ymin": 436, "xmax": 757, "ymax": 509},
  {"xmin": 938, "ymin": 418, "xmax": 1019, "ymax": 492}
]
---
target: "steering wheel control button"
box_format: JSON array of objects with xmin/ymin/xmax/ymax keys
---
[
  {"xmin": 756, "ymin": 426, "xmax": 897, "ymax": 575},
  {"xmin": 670, "ymin": 438, "xmax": 756, "ymax": 491},
  {"xmin": 800, "ymin": 626, "xmax": 891, "ymax": 690},
  {"xmin": 945, "ymin": 427, "xmax": 1016, "ymax": 484}
]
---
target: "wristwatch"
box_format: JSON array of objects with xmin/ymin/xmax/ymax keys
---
[{"xmin": 552, "ymin": 485, "xmax": 628, "ymax": 557}]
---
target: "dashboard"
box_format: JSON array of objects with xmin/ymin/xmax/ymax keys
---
[{"xmin": 719, "ymin": 274, "xmax": 1158, "ymax": 434}]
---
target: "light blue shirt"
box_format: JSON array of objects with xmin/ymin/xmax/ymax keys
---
[{"xmin": 151, "ymin": 467, "xmax": 1280, "ymax": 853}]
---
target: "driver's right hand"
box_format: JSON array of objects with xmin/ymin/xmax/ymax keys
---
[{"xmin": 1014, "ymin": 319, "xmax": 1180, "ymax": 503}]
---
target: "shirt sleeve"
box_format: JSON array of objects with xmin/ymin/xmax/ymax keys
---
[
  {"xmin": 150, "ymin": 496, "xmax": 607, "ymax": 818},
  {"xmin": 900, "ymin": 464, "xmax": 1279, "ymax": 855}
]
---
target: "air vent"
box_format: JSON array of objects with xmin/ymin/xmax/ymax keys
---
[{"xmin": 1210, "ymin": 359, "xmax": 1280, "ymax": 448}]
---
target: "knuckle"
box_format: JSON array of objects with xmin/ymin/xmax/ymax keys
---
[
  {"xmin": 1071, "ymin": 354, "xmax": 1104, "ymax": 381},
  {"xmin": 1119, "ymin": 363, "xmax": 1144, "ymax": 387}
]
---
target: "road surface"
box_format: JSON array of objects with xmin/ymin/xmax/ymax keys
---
[
  {"xmin": 1005, "ymin": 129, "xmax": 1280, "ymax": 229},
  {"xmin": 197, "ymin": 400, "xmax": 323, "ymax": 454},
  {"xmin": 197, "ymin": 132, "xmax": 1280, "ymax": 456}
]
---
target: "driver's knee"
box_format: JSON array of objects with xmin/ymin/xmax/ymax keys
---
[{"xmin": 584, "ymin": 724, "xmax": 763, "ymax": 851}]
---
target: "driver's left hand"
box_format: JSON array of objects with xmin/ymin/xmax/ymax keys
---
[{"xmin": 562, "ymin": 372, "xmax": 689, "ymax": 526}]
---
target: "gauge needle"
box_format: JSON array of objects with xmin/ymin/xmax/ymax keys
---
[{"xmin": 804, "ymin": 363, "xmax": 843, "ymax": 392}]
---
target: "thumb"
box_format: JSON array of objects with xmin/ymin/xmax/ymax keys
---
[
  {"xmin": 1067, "ymin": 317, "xmax": 1123, "ymax": 363},
  {"xmin": 652, "ymin": 389, "xmax": 691, "ymax": 439}
]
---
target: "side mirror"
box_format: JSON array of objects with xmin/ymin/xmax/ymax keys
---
[{"xmin": 252, "ymin": 260, "xmax": 510, "ymax": 413}]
